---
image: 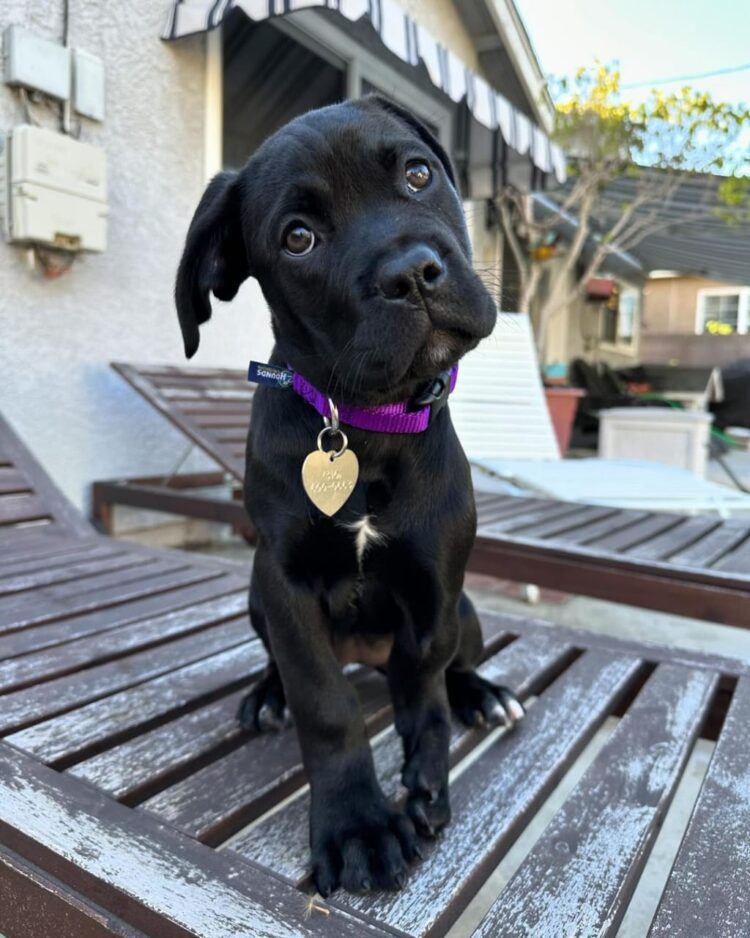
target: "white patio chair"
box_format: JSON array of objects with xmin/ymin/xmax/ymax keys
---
[{"xmin": 451, "ymin": 313, "xmax": 750, "ymax": 515}]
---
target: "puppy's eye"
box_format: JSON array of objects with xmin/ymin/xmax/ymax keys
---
[
  {"xmin": 405, "ymin": 161, "xmax": 431, "ymax": 192},
  {"xmin": 284, "ymin": 225, "xmax": 315, "ymax": 256}
]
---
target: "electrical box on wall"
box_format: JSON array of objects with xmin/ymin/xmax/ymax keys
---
[
  {"xmin": 1, "ymin": 124, "xmax": 108, "ymax": 252},
  {"xmin": 3, "ymin": 25, "xmax": 70, "ymax": 100},
  {"xmin": 72, "ymin": 49, "xmax": 106, "ymax": 122}
]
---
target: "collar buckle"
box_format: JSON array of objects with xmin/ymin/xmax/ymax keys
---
[{"xmin": 411, "ymin": 368, "xmax": 453, "ymax": 425}]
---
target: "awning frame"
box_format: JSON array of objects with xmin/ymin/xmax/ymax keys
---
[{"xmin": 162, "ymin": 0, "xmax": 567, "ymax": 192}]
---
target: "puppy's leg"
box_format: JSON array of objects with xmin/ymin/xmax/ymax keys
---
[
  {"xmin": 387, "ymin": 611, "xmax": 457, "ymax": 839},
  {"xmin": 238, "ymin": 568, "xmax": 288, "ymax": 732},
  {"xmin": 254, "ymin": 546, "xmax": 419, "ymax": 895},
  {"xmin": 446, "ymin": 591, "xmax": 525, "ymax": 728}
]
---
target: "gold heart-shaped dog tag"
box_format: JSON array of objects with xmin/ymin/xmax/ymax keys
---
[{"xmin": 302, "ymin": 449, "xmax": 359, "ymax": 516}]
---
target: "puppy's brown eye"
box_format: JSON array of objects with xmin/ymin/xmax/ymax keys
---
[
  {"xmin": 284, "ymin": 225, "xmax": 315, "ymax": 256},
  {"xmin": 405, "ymin": 161, "xmax": 431, "ymax": 192}
]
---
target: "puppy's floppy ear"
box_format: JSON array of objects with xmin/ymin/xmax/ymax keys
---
[
  {"xmin": 368, "ymin": 94, "xmax": 458, "ymax": 191},
  {"xmin": 175, "ymin": 170, "xmax": 249, "ymax": 358}
]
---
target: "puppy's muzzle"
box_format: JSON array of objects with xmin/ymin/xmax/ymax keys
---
[{"xmin": 377, "ymin": 244, "xmax": 446, "ymax": 302}]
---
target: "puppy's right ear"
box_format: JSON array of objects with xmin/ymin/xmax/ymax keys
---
[{"xmin": 175, "ymin": 171, "xmax": 249, "ymax": 358}]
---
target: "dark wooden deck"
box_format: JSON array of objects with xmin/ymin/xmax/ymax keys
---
[
  {"xmin": 109, "ymin": 363, "xmax": 750, "ymax": 626},
  {"xmin": 2, "ymin": 410, "xmax": 750, "ymax": 935}
]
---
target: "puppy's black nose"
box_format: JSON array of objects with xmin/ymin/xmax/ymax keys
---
[{"xmin": 378, "ymin": 245, "xmax": 445, "ymax": 301}]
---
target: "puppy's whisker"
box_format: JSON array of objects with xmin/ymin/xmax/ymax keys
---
[{"xmin": 327, "ymin": 337, "xmax": 357, "ymax": 400}]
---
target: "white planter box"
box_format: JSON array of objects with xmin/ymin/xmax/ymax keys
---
[{"xmin": 599, "ymin": 408, "xmax": 713, "ymax": 476}]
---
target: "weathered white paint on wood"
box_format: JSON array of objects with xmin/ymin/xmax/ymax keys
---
[
  {"xmin": 0, "ymin": 743, "xmax": 387, "ymax": 938},
  {"xmin": 230, "ymin": 634, "xmax": 575, "ymax": 880},
  {"xmin": 0, "ymin": 542, "xmax": 120, "ymax": 584},
  {"xmin": 70, "ymin": 689, "xmax": 248, "ymax": 798},
  {"xmin": 0, "ymin": 551, "xmax": 155, "ymax": 597},
  {"xmin": 0, "ymin": 574, "xmax": 247, "ymax": 659},
  {"xmin": 0, "ymin": 592, "xmax": 247, "ymax": 692},
  {"xmin": 649, "ymin": 676, "xmax": 750, "ymax": 937},
  {"xmin": 0, "ymin": 557, "xmax": 186, "ymax": 617},
  {"xmin": 140, "ymin": 674, "xmax": 392, "ymax": 842},
  {"xmin": 473, "ymin": 663, "xmax": 717, "ymax": 938},
  {"xmin": 6, "ymin": 641, "xmax": 267, "ymax": 762},
  {"xmin": 0, "ymin": 562, "xmax": 223, "ymax": 632},
  {"xmin": 0, "ymin": 618, "xmax": 252, "ymax": 733},
  {"xmin": 331, "ymin": 652, "xmax": 642, "ymax": 937}
]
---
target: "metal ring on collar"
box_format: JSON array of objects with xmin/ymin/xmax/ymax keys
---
[{"xmin": 316, "ymin": 425, "xmax": 348, "ymax": 459}]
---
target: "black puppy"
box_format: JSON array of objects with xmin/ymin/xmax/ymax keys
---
[{"xmin": 175, "ymin": 96, "xmax": 524, "ymax": 895}]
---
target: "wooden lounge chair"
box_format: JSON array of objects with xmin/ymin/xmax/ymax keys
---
[
  {"xmin": 2, "ymin": 413, "xmax": 750, "ymax": 935},
  {"xmin": 108, "ymin": 362, "xmax": 750, "ymax": 627},
  {"xmin": 93, "ymin": 363, "xmax": 255, "ymax": 539}
]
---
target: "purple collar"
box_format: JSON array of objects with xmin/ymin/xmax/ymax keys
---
[{"xmin": 247, "ymin": 361, "xmax": 458, "ymax": 434}]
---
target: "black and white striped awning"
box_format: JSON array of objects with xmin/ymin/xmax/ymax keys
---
[{"xmin": 162, "ymin": 0, "xmax": 567, "ymax": 194}]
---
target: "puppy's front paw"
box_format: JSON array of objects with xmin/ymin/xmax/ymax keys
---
[
  {"xmin": 447, "ymin": 669, "xmax": 525, "ymax": 729},
  {"xmin": 312, "ymin": 802, "xmax": 420, "ymax": 896},
  {"xmin": 401, "ymin": 754, "xmax": 451, "ymax": 838}
]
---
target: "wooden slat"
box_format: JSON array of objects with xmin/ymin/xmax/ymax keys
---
[
  {"xmin": 69, "ymin": 688, "xmax": 251, "ymax": 801},
  {"xmin": 668, "ymin": 521, "xmax": 750, "ymax": 567},
  {"xmin": 0, "ymin": 467, "xmax": 30, "ymax": 494},
  {"xmin": 485, "ymin": 501, "xmax": 585, "ymax": 534},
  {"xmin": 139, "ymin": 672, "xmax": 393, "ymax": 844},
  {"xmin": 649, "ymin": 677, "xmax": 750, "ymax": 937},
  {"xmin": 230, "ymin": 634, "xmax": 580, "ymax": 880},
  {"xmin": 328, "ymin": 651, "xmax": 643, "ymax": 938},
  {"xmin": 508, "ymin": 504, "xmax": 618, "ymax": 540},
  {"xmin": 0, "ymin": 493, "xmax": 51, "ymax": 526},
  {"xmin": 0, "ymin": 592, "xmax": 247, "ymax": 693},
  {"xmin": 0, "ymin": 572, "xmax": 247, "ymax": 659},
  {"xmin": 544, "ymin": 509, "xmax": 649, "ymax": 547},
  {"xmin": 714, "ymin": 533, "xmax": 750, "ymax": 573},
  {"xmin": 585, "ymin": 514, "xmax": 682, "ymax": 553},
  {"xmin": 5, "ymin": 641, "xmax": 267, "ymax": 764},
  {"xmin": 0, "ymin": 618, "xmax": 252, "ymax": 733},
  {"xmin": 624, "ymin": 515, "xmax": 720, "ymax": 561},
  {"xmin": 0, "ymin": 564, "xmax": 226, "ymax": 633},
  {"xmin": 475, "ymin": 498, "xmax": 558, "ymax": 528},
  {"xmin": 473, "ymin": 663, "xmax": 717, "ymax": 938},
  {"xmin": 0, "ymin": 542, "xmax": 118, "ymax": 580},
  {"xmin": 0, "ymin": 551, "xmax": 154, "ymax": 596},
  {"xmin": 0, "ymin": 742, "xmax": 390, "ymax": 938}
]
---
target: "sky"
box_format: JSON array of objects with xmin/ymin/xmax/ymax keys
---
[{"xmin": 515, "ymin": 0, "xmax": 750, "ymax": 107}]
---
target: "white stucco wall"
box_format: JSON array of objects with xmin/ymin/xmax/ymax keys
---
[{"xmin": 0, "ymin": 0, "xmax": 274, "ymax": 512}]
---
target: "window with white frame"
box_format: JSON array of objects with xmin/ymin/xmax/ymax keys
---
[{"xmin": 696, "ymin": 288, "xmax": 750, "ymax": 336}]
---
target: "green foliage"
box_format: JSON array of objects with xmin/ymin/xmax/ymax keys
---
[{"xmin": 552, "ymin": 63, "xmax": 750, "ymax": 182}]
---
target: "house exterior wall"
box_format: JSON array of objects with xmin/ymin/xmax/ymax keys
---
[
  {"xmin": 642, "ymin": 276, "xmax": 730, "ymax": 334},
  {"xmin": 641, "ymin": 275, "xmax": 750, "ymax": 366},
  {"xmin": 0, "ymin": 2, "xmax": 283, "ymax": 512},
  {"xmin": 0, "ymin": 0, "xmax": 503, "ymax": 515},
  {"xmin": 393, "ymin": 0, "xmax": 482, "ymax": 71}
]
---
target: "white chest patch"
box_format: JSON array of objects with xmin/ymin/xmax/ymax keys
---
[{"xmin": 345, "ymin": 515, "xmax": 386, "ymax": 565}]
